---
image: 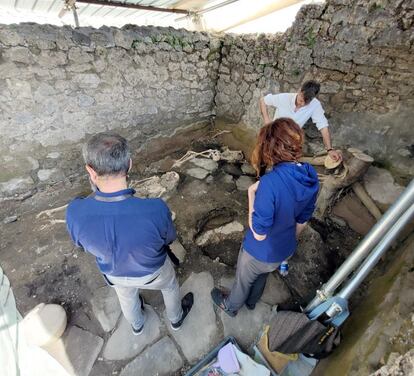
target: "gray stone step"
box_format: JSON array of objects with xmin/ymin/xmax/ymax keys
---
[
  {"xmin": 45, "ymin": 326, "xmax": 104, "ymax": 376},
  {"xmin": 102, "ymin": 305, "xmax": 162, "ymax": 361},
  {"xmin": 166, "ymin": 271, "xmax": 219, "ymax": 362},
  {"xmin": 220, "ymin": 302, "xmax": 272, "ymax": 349},
  {"xmin": 90, "ymin": 286, "xmax": 121, "ymax": 332},
  {"xmin": 119, "ymin": 337, "xmax": 183, "ymax": 376}
]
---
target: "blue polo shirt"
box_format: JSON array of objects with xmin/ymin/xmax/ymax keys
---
[
  {"xmin": 243, "ymin": 162, "xmax": 319, "ymax": 263},
  {"xmin": 66, "ymin": 189, "xmax": 176, "ymax": 277}
]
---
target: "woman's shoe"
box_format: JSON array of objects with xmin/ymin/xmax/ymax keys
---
[
  {"xmin": 211, "ymin": 287, "xmax": 237, "ymax": 317},
  {"xmin": 245, "ymin": 303, "xmax": 256, "ymax": 310}
]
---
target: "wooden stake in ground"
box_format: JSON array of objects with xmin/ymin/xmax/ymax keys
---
[
  {"xmin": 315, "ymin": 149, "xmax": 374, "ymax": 219},
  {"xmin": 352, "ymin": 181, "xmax": 382, "ymax": 221}
]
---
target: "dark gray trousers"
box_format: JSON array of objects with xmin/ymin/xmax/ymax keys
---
[{"xmin": 226, "ymin": 248, "xmax": 280, "ymax": 312}]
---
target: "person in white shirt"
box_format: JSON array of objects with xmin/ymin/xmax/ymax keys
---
[{"xmin": 259, "ymin": 80, "xmax": 342, "ymax": 161}]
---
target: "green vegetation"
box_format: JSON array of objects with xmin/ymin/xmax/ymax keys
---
[
  {"xmin": 306, "ymin": 28, "xmax": 317, "ymax": 49},
  {"xmin": 276, "ymin": 45, "xmax": 284, "ymax": 54},
  {"xmin": 131, "ymin": 34, "xmax": 193, "ymax": 49},
  {"xmin": 369, "ymin": 2, "xmax": 385, "ymax": 12},
  {"xmin": 155, "ymin": 34, "xmax": 191, "ymax": 49},
  {"xmin": 207, "ymin": 47, "xmax": 221, "ymax": 61},
  {"xmin": 258, "ymin": 62, "xmax": 277, "ymax": 72},
  {"xmin": 131, "ymin": 38, "xmax": 142, "ymax": 49}
]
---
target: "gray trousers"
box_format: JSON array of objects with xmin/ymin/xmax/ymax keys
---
[
  {"xmin": 226, "ymin": 248, "xmax": 280, "ymax": 312},
  {"xmin": 107, "ymin": 257, "xmax": 183, "ymax": 329}
]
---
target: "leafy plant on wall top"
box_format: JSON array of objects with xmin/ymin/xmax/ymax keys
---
[
  {"xmin": 131, "ymin": 34, "xmax": 193, "ymax": 49},
  {"xmin": 306, "ymin": 28, "xmax": 317, "ymax": 49}
]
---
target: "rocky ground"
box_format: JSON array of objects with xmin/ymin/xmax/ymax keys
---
[
  {"xmin": 0, "ymin": 134, "xmax": 409, "ymax": 376},
  {"xmin": 313, "ymin": 233, "xmax": 414, "ymax": 376}
]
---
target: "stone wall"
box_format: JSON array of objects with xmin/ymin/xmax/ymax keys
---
[
  {"xmin": 0, "ymin": 23, "xmax": 221, "ymax": 196},
  {"xmin": 215, "ymin": 0, "xmax": 414, "ymax": 176},
  {"xmin": 1, "ymin": 0, "xmax": 413, "ymax": 197}
]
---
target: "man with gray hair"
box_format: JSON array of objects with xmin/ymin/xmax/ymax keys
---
[{"xmin": 66, "ymin": 132, "xmax": 193, "ymax": 335}]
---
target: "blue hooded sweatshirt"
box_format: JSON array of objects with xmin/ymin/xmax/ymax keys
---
[{"xmin": 243, "ymin": 162, "xmax": 319, "ymax": 263}]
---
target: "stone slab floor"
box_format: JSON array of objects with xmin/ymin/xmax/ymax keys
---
[
  {"xmin": 0, "ymin": 141, "xmax": 295, "ymax": 376},
  {"xmin": 2, "ymin": 133, "xmax": 406, "ymax": 375}
]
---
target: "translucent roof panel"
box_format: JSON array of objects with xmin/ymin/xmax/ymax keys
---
[{"xmin": 0, "ymin": 0, "xmax": 324, "ymax": 33}]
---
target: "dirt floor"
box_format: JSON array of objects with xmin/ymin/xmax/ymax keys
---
[{"xmin": 0, "ymin": 130, "xmax": 400, "ymax": 375}]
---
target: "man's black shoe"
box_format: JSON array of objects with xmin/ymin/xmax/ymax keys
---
[
  {"xmin": 245, "ymin": 303, "xmax": 256, "ymax": 310},
  {"xmin": 171, "ymin": 292, "xmax": 194, "ymax": 331},
  {"xmin": 132, "ymin": 322, "xmax": 144, "ymax": 336}
]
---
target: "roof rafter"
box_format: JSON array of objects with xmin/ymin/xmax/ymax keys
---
[{"xmin": 75, "ymin": 0, "xmax": 190, "ymax": 15}]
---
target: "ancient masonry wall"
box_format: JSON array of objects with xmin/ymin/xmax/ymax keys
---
[
  {"xmin": 215, "ymin": 0, "xmax": 414, "ymax": 176},
  {"xmin": 0, "ymin": 0, "xmax": 413, "ymax": 197},
  {"xmin": 0, "ymin": 24, "xmax": 221, "ymax": 196}
]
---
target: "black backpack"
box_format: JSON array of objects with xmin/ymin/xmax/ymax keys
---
[
  {"xmin": 267, "ymin": 297, "xmax": 349, "ymax": 359},
  {"xmin": 267, "ymin": 310, "xmax": 341, "ymax": 359}
]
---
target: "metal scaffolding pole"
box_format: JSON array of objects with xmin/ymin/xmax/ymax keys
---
[
  {"xmin": 338, "ymin": 203, "xmax": 414, "ymax": 300},
  {"xmin": 175, "ymin": 0, "xmax": 240, "ymax": 21},
  {"xmin": 306, "ymin": 178, "xmax": 414, "ymax": 312}
]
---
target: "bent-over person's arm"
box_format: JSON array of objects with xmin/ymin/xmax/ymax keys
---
[
  {"xmin": 312, "ymin": 103, "xmax": 342, "ymax": 162},
  {"xmin": 259, "ymin": 97, "xmax": 272, "ymax": 125}
]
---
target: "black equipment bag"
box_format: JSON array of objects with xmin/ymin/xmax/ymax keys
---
[{"xmin": 267, "ymin": 310, "xmax": 341, "ymax": 359}]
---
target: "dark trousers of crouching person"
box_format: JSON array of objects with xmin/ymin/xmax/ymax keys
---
[{"xmin": 226, "ymin": 248, "xmax": 279, "ymax": 313}]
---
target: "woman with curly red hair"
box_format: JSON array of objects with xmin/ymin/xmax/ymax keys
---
[{"xmin": 211, "ymin": 118, "xmax": 319, "ymax": 316}]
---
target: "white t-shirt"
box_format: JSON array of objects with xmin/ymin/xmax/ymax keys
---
[{"xmin": 264, "ymin": 93, "xmax": 329, "ymax": 130}]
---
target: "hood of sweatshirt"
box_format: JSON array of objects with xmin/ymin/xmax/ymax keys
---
[{"xmin": 273, "ymin": 162, "xmax": 319, "ymax": 202}]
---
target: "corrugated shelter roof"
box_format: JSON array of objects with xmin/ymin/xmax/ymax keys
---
[
  {"xmin": 1, "ymin": 0, "xmax": 227, "ymax": 28},
  {"xmin": 0, "ymin": 0, "xmax": 314, "ymax": 33}
]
